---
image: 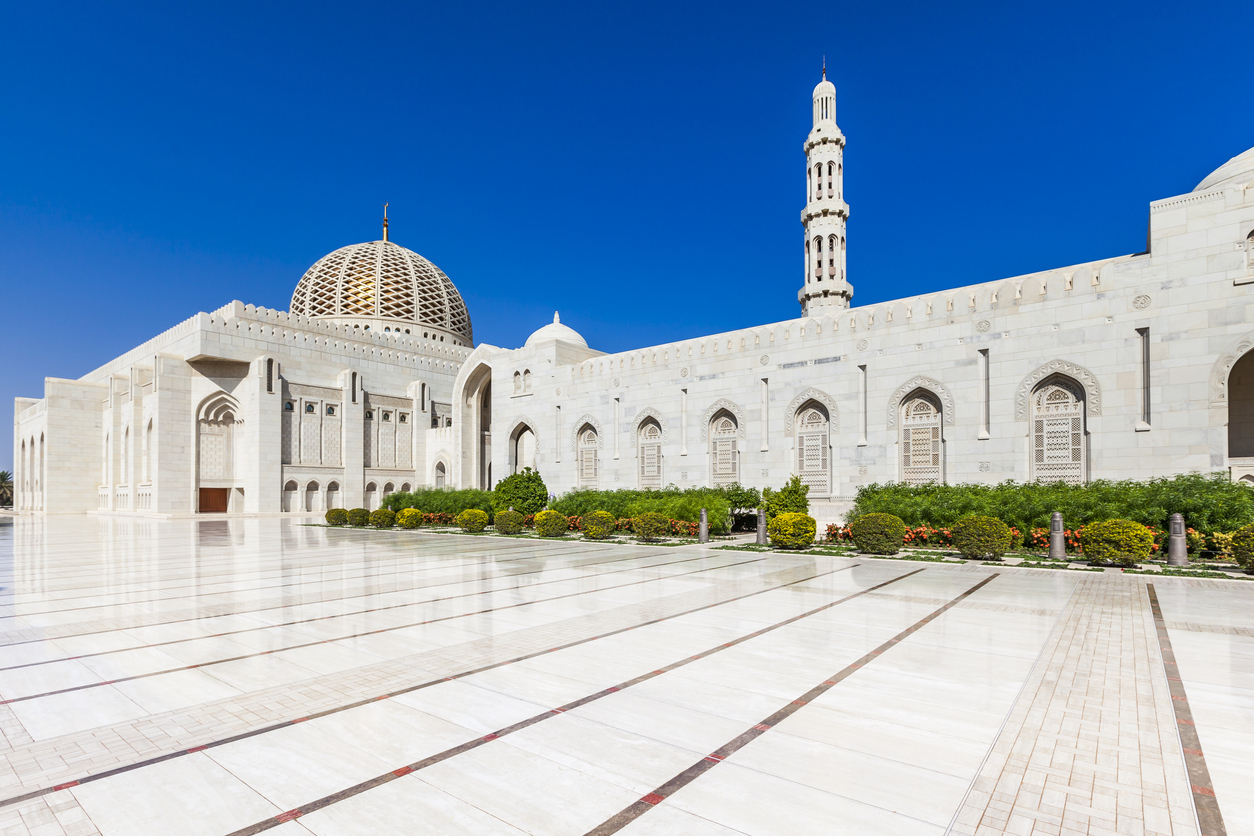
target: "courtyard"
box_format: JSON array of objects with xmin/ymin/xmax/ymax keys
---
[{"xmin": 0, "ymin": 516, "xmax": 1247, "ymax": 835}]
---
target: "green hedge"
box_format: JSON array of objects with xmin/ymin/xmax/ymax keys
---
[
  {"xmin": 383, "ymin": 488, "xmax": 494, "ymax": 521},
  {"xmin": 763, "ymin": 475, "xmax": 809, "ymax": 520},
  {"xmin": 550, "ymin": 484, "xmax": 759, "ymax": 535},
  {"xmin": 769, "ymin": 512, "xmax": 816, "ymax": 550},
  {"xmin": 848, "ymin": 474, "xmax": 1254, "ymax": 538},
  {"xmin": 850, "ymin": 513, "xmax": 906, "ymax": 555},
  {"xmin": 396, "ymin": 509, "xmax": 423, "ymax": 529},
  {"xmin": 347, "ymin": 508, "xmax": 370, "ymax": 527},
  {"xmin": 494, "ymin": 509, "xmax": 525, "ymax": 534},
  {"xmin": 582, "ymin": 510, "xmax": 616, "ymax": 540},
  {"xmin": 535, "ymin": 509, "xmax": 569, "ymax": 537},
  {"xmin": 456, "ymin": 509, "xmax": 489, "ymax": 532},
  {"xmin": 952, "ymin": 515, "xmax": 1014, "ymax": 560},
  {"xmin": 325, "ymin": 508, "xmax": 348, "ymax": 526},
  {"xmin": 1081, "ymin": 519, "xmax": 1153, "ymax": 565},
  {"xmin": 1231, "ymin": 523, "xmax": 1254, "ymax": 569}
]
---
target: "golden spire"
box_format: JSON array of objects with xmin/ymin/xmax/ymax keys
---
[
  {"xmin": 822, "ymin": 56, "xmax": 826, "ymax": 80},
  {"xmin": 382, "ymin": 203, "xmax": 389, "ymax": 242}
]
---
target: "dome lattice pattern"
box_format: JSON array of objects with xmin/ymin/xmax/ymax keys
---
[{"xmin": 290, "ymin": 240, "xmax": 472, "ymax": 343}]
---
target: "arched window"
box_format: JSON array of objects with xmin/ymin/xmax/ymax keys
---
[
  {"xmin": 795, "ymin": 404, "xmax": 830, "ymax": 495},
  {"xmin": 143, "ymin": 420, "xmax": 153, "ymax": 483},
  {"xmin": 282, "ymin": 480, "xmax": 299, "ymax": 513},
  {"xmin": 512, "ymin": 425, "xmax": 536, "ymax": 474},
  {"xmin": 638, "ymin": 420, "xmax": 663, "ymax": 489},
  {"xmin": 326, "ymin": 481, "xmax": 341, "ymax": 509},
  {"xmin": 578, "ymin": 426, "xmax": 599, "ymax": 488},
  {"xmin": 827, "ymin": 235, "xmax": 837, "ymax": 277},
  {"xmin": 805, "ymin": 238, "xmax": 811, "ymax": 280},
  {"xmin": 304, "ymin": 481, "xmax": 320, "ymax": 513},
  {"xmin": 365, "ymin": 482, "xmax": 379, "ymax": 510},
  {"xmin": 383, "ymin": 482, "xmax": 395, "ymax": 496},
  {"xmin": 807, "ymin": 167, "xmax": 812, "ymax": 200},
  {"xmin": 1030, "ymin": 377, "xmax": 1086, "ymax": 484},
  {"xmin": 434, "ymin": 462, "xmax": 446, "ymax": 489},
  {"xmin": 826, "ymin": 162, "xmax": 834, "ymax": 197},
  {"xmin": 710, "ymin": 412, "xmax": 738, "ymax": 486},
  {"xmin": 1247, "ymin": 230, "xmax": 1254, "ymax": 270},
  {"xmin": 838, "ymin": 164, "xmax": 842, "ymax": 198},
  {"xmin": 401, "ymin": 482, "xmax": 411, "ymax": 492},
  {"xmin": 523, "ymin": 370, "xmax": 531, "ymax": 391},
  {"xmin": 900, "ymin": 393, "xmax": 943, "ymax": 486},
  {"xmin": 814, "ymin": 237, "xmax": 823, "ymax": 280},
  {"xmin": 841, "ymin": 236, "xmax": 846, "ymax": 279},
  {"xmin": 513, "ymin": 371, "xmax": 522, "ymax": 394},
  {"xmin": 814, "ymin": 164, "xmax": 822, "ymax": 200}
]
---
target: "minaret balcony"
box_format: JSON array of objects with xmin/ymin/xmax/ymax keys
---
[{"xmin": 801, "ymin": 201, "xmax": 849, "ymax": 223}]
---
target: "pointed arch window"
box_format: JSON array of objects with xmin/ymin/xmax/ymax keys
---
[
  {"xmin": 795, "ymin": 404, "xmax": 830, "ymax": 495},
  {"xmin": 900, "ymin": 393, "xmax": 943, "ymax": 485},
  {"xmin": 638, "ymin": 420, "xmax": 662, "ymax": 489},
  {"xmin": 513, "ymin": 371, "xmax": 522, "ymax": 394},
  {"xmin": 1031, "ymin": 378, "xmax": 1086, "ymax": 484},
  {"xmin": 828, "ymin": 235, "xmax": 837, "ymax": 277},
  {"xmin": 578, "ymin": 426, "xmax": 599, "ymax": 488},
  {"xmin": 826, "ymin": 162, "xmax": 834, "ymax": 197},
  {"xmin": 814, "ymin": 237, "xmax": 823, "ymax": 280},
  {"xmin": 710, "ymin": 413, "xmax": 738, "ymax": 486},
  {"xmin": 814, "ymin": 164, "xmax": 822, "ymax": 200}
]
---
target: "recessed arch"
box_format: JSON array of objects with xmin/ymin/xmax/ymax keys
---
[
  {"xmin": 570, "ymin": 414, "xmax": 604, "ymax": 451},
  {"xmin": 633, "ymin": 407, "xmax": 668, "ymax": 441},
  {"xmin": 700, "ymin": 399, "xmax": 746, "ymax": 441},
  {"xmin": 784, "ymin": 388, "xmax": 839, "ymax": 436},
  {"xmin": 1029, "ymin": 374, "xmax": 1088, "ymax": 484},
  {"xmin": 886, "ymin": 376, "xmax": 954, "ymax": 428},
  {"xmin": 1015, "ymin": 360, "xmax": 1101, "ymax": 419}
]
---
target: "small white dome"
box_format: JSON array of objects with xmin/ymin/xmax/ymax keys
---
[
  {"xmin": 1195, "ymin": 146, "xmax": 1254, "ymax": 192},
  {"xmin": 525, "ymin": 312, "xmax": 587, "ymax": 348}
]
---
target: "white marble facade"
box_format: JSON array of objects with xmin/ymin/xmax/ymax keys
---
[{"xmin": 13, "ymin": 74, "xmax": 1254, "ymax": 520}]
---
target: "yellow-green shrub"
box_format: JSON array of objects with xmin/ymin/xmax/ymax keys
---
[
  {"xmin": 1081, "ymin": 519, "xmax": 1153, "ymax": 565},
  {"xmin": 325, "ymin": 508, "xmax": 348, "ymax": 526},
  {"xmin": 769, "ymin": 513, "xmax": 816, "ymax": 550},
  {"xmin": 582, "ymin": 510, "xmax": 616, "ymax": 540},
  {"xmin": 347, "ymin": 508, "xmax": 370, "ymax": 526},
  {"xmin": 456, "ymin": 509, "xmax": 489, "ymax": 532},
  {"xmin": 369, "ymin": 508, "xmax": 396, "ymax": 528},
  {"xmin": 633, "ymin": 512, "xmax": 669, "ymax": 541},
  {"xmin": 1230, "ymin": 523, "xmax": 1254, "ymax": 569},
  {"xmin": 494, "ymin": 509, "xmax": 525, "ymax": 534},
  {"xmin": 396, "ymin": 509, "xmax": 423, "ymax": 529},
  {"xmin": 849, "ymin": 513, "xmax": 906, "ymax": 555},
  {"xmin": 534, "ymin": 509, "xmax": 569, "ymax": 537},
  {"xmin": 952, "ymin": 515, "xmax": 1015, "ymax": 560}
]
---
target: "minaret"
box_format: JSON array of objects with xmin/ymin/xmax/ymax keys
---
[{"xmin": 798, "ymin": 65, "xmax": 852, "ymax": 313}]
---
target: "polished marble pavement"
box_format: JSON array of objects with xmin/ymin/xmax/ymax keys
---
[{"xmin": 0, "ymin": 517, "xmax": 1248, "ymax": 835}]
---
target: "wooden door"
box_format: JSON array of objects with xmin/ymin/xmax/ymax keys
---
[{"xmin": 199, "ymin": 488, "xmax": 229, "ymax": 513}]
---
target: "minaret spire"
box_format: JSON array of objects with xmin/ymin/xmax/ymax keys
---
[
  {"xmin": 798, "ymin": 69, "xmax": 851, "ymax": 314},
  {"xmin": 382, "ymin": 203, "xmax": 389, "ymax": 242}
]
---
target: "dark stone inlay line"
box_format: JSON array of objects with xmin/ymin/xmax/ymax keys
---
[
  {"xmin": 219, "ymin": 566, "xmax": 927, "ymax": 835},
  {"xmin": 584, "ymin": 572, "xmax": 999, "ymax": 835},
  {"xmin": 0, "ymin": 555, "xmax": 772, "ymax": 705},
  {"xmin": 0, "ymin": 550, "xmax": 742, "ymax": 673},
  {"xmin": 0, "ymin": 561, "xmax": 856, "ymax": 809},
  {"xmin": 1147, "ymin": 583, "xmax": 1227, "ymax": 836}
]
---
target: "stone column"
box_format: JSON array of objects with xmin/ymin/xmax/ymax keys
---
[
  {"xmin": 756, "ymin": 507, "xmax": 767, "ymax": 545},
  {"xmin": 1167, "ymin": 513, "xmax": 1189, "ymax": 566},
  {"xmin": 1049, "ymin": 512, "xmax": 1065, "ymax": 560},
  {"xmin": 699, "ymin": 507, "xmax": 708, "ymax": 543}
]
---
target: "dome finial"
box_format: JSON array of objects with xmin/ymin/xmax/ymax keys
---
[
  {"xmin": 554, "ymin": 311, "xmax": 560, "ymax": 324},
  {"xmin": 382, "ymin": 203, "xmax": 389, "ymax": 242},
  {"xmin": 822, "ymin": 56, "xmax": 826, "ymax": 80}
]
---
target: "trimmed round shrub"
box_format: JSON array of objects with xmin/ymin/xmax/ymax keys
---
[
  {"xmin": 325, "ymin": 508, "xmax": 348, "ymax": 526},
  {"xmin": 849, "ymin": 513, "xmax": 906, "ymax": 555},
  {"xmin": 396, "ymin": 509, "xmax": 424, "ymax": 529},
  {"xmin": 1228, "ymin": 523, "xmax": 1254, "ymax": 569},
  {"xmin": 769, "ymin": 513, "xmax": 816, "ymax": 550},
  {"xmin": 456, "ymin": 508, "xmax": 489, "ymax": 532},
  {"xmin": 952, "ymin": 515, "xmax": 1015, "ymax": 560},
  {"xmin": 347, "ymin": 508, "xmax": 370, "ymax": 527},
  {"xmin": 1081, "ymin": 519, "xmax": 1154, "ymax": 566},
  {"xmin": 582, "ymin": 510, "xmax": 616, "ymax": 540},
  {"xmin": 492, "ymin": 468, "xmax": 548, "ymax": 516},
  {"xmin": 369, "ymin": 508, "xmax": 396, "ymax": 529},
  {"xmin": 633, "ymin": 512, "xmax": 669, "ymax": 541},
  {"xmin": 534, "ymin": 509, "xmax": 570, "ymax": 537},
  {"xmin": 495, "ymin": 509, "xmax": 525, "ymax": 534}
]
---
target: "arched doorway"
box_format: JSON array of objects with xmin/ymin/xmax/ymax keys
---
[
  {"xmin": 1030, "ymin": 375, "xmax": 1086, "ymax": 484},
  {"xmin": 638, "ymin": 419, "xmax": 662, "ymax": 489},
  {"xmin": 198, "ymin": 393, "xmax": 242, "ymax": 513},
  {"xmin": 434, "ymin": 462, "xmax": 447, "ymax": 488},
  {"xmin": 709, "ymin": 411, "xmax": 738, "ymax": 486},
  {"xmin": 304, "ymin": 481, "xmax": 320, "ymax": 513},
  {"xmin": 1229, "ymin": 352, "xmax": 1254, "ymax": 458},
  {"xmin": 326, "ymin": 481, "xmax": 341, "ymax": 509},
  {"xmin": 510, "ymin": 424, "xmax": 537, "ymax": 475},
  {"xmin": 578, "ymin": 425, "xmax": 599, "ymax": 488},
  {"xmin": 794, "ymin": 402, "xmax": 830, "ymax": 495},
  {"xmin": 282, "ymin": 480, "xmax": 299, "ymax": 513},
  {"xmin": 365, "ymin": 482, "xmax": 378, "ymax": 510},
  {"xmin": 899, "ymin": 391, "xmax": 943, "ymax": 486}
]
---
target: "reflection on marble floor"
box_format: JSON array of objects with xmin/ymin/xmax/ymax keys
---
[{"xmin": 0, "ymin": 516, "xmax": 1248, "ymax": 835}]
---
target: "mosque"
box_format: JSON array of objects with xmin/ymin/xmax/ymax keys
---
[{"xmin": 12, "ymin": 73, "xmax": 1254, "ymax": 520}]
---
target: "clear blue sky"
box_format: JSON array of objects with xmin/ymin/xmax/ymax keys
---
[{"xmin": 2, "ymin": 0, "xmax": 1250, "ymax": 472}]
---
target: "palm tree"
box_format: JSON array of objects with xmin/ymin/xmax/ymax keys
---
[{"xmin": 0, "ymin": 471, "xmax": 12, "ymax": 508}]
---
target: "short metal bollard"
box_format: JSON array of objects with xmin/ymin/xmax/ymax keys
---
[
  {"xmin": 756, "ymin": 508, "xmax": 767, "ymax": 545},
  {"xmin": 699, "ymin": 508, "xmax": 709, "ymax": 544},
  {"xmin": 1049, "ymin": 512, "xmax": 1066, "ymax": 560},
  {"xmin": 1167, "ymin": 512, "xmax": 1189, "ymax": 566}
]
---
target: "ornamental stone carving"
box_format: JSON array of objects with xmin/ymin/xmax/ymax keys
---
[
  {"xmin": 784, "ymin": 388, "xmax": 840, "ymax": 435},
  {"xmin": 976, "ymin": 320, "xmax": 991, "ymax": 332},
  {"xmin": 633, "ymin": 407, "xmax": 668, "ymax": 441},
  {"xmin": 856, "ymin": 339, "xmax": 869, "ymax": 351},
  {"xmin": 1133, "ymin": 294, "xmax": 1152, "ymax": 309},
  {"xmin": 885, "ymin": 376, "xmax": 955, "ymax": 428},
  {"xmin": 699, "ymin": 398, "xmax": 747, "ymax": 440},
  {"xmin": 570, "ymin": 414, "xmax": 604, "ymax": 450},
  {"xmin": 1208, "ymin": 330, "xmax": 1254, "ymax": 404},
  {"xmin": 1013, "ymin": 360, "xmax": 1102, "ymax": 419}
]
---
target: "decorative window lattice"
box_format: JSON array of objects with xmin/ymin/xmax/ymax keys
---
[
  {"xmin": 199, "ymin": 420, "xmax": 233, "ymax": 482},
  {"xmin": 796, "ymin": 407, "xmax": 829, "ymax": 495},
  {"xmin": 281, "ymin": 411, "xmax": 297, "ymax": 465},
  {"xmin": 363, "ymin": 413, "xmax": 376, "ymax": 468},
  {"xmin": 639, "ymin": 422, "xmax": 662, "ymax": 489},
  {"xmin": 900, "ymin": 396, "xmax": 942, "ymax": 486},
  {"xmin": 322, "ymin": 417, "xmax": 341, "ymax": 467},
  {"xmin": 290, "ymin": 241, "xmax": 473, "ymax": 343},
  {"xmin": 579, "ymin": 428, "xmax": 598, "ymax": 488},
  {"xmin": 1032, "ymin": 381, "xmax": 1085, "ymax": 484},
  {"xmin": 379, "ymin": 419, "xmax": 396, "ymax": 468},
  {"xmin": 711, "ymin": 415, "xmax": 738, "ymax": 486}
]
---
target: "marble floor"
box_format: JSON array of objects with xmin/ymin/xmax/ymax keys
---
[{"xmin": 0, "ymin": 517, "xmax": 1248, "ymax": 836}]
